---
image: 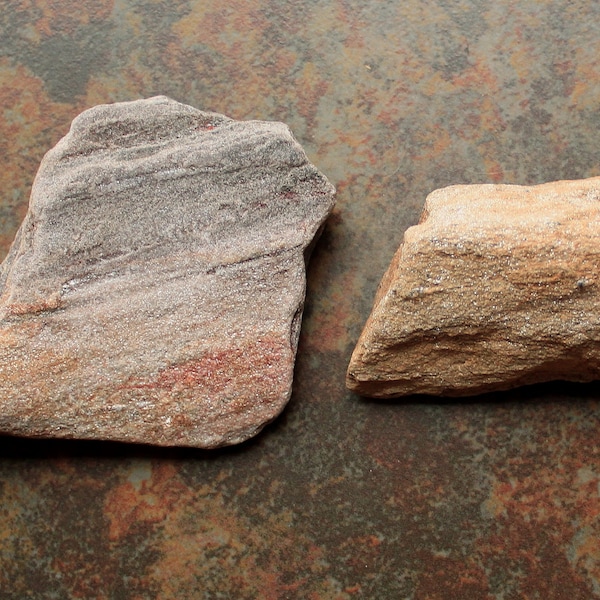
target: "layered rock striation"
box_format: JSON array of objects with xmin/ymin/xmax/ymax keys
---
[
  {"xmin": 0, "ymin": 96, "xmax": 335, "ymax": 447},
  {"xmin": 347, "ymin": 177, "xmax": 600, "ymax": 397}
]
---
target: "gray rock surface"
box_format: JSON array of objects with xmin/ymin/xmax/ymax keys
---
[{"xmin": 0, "ymin": 96, "xmax": 335, "ymax": 447}]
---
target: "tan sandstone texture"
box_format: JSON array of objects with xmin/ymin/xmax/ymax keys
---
[
  {"xmin": 347, "ymin": 177, "xmax": 600, "ymax": 397},
  {"xmin": 0, "ymin": 96, "xmax": 335, "ymax": 447}
]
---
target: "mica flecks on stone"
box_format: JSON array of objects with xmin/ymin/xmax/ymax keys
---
[
  {"xmin": 347, "ymin": 177, "xmax": 600, "ymax": 398},
  {"xmin": 0, "ymin": 96, "xmax": 335, "ymax": 448}
]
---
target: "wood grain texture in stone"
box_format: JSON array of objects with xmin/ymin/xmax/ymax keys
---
[
  {"xmin": 347, "ymin": 177, "xmax": 600, "ymax": 397},
  {"xmin": 0, "ymin": 96, "xmax": 335, "ymax": 448}
]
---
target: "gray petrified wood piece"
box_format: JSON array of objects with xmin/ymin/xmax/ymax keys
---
[{"xmin": 0, "ymin": 96, "xmax": 335, "ymax": 448}]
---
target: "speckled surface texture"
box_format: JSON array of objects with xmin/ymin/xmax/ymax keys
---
[
  {"xmin": 347, "ymin": 177, "xmax": 600, "ymax": 398},
  {"xmin": 1, "ymin": 1, "xmax": 600, "ymax": 598},
  {"xmin": 0, "ymin": 96, "xmax": 334, "ymax": 449}
]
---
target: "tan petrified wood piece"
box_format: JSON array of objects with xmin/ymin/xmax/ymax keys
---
[
  {"xmin": 347, "ymin": 177, "xmax": 600, "ymax": 397},
  {"xmin": 0, "ymin": 97, "xmax": 335, "ymax": 447}
]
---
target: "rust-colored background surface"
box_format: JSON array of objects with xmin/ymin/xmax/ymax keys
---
[{"xmin": 2, "ymin": 1, "xmax": 600, "ymax": 598}]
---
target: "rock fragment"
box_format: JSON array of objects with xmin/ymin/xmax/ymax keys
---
[
  {"xmin": 0, "ymin": 96, "xmax": 335, "ymax": 447},
  {"xmin": 347, "ymin": 177, "xmax": 600, "ymax": 397}
]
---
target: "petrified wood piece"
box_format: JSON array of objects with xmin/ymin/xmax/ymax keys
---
[
  {"xmin": 0, "ymin": 96, "xmax": 335, "ymax": 447},
  {"xmin": 347, "ymin": 177, "xmax": 600, "ymax": 397}
]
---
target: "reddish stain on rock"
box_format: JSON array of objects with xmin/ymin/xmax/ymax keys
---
[{"xmin": 154, "ymin": 337, "xmax": 283, "ymax": 393}]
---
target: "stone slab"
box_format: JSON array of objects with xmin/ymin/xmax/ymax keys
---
[{"xmin": 0, "ymin": 96, "xmax": 335, "ymax": 447}]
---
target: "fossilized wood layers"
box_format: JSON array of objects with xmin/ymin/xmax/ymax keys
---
[
  {"xmin": 347, "ymin": 177, "xmax": 600, "ymax": 397},
  {"xmin": 0, "ymin": 96, "xmax": 335, "ymax": 447}
]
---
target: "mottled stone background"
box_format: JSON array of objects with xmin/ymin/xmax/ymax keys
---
[{"xmin": 1, "ymin": 1, "xmax": 600, "ymax": 598}]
